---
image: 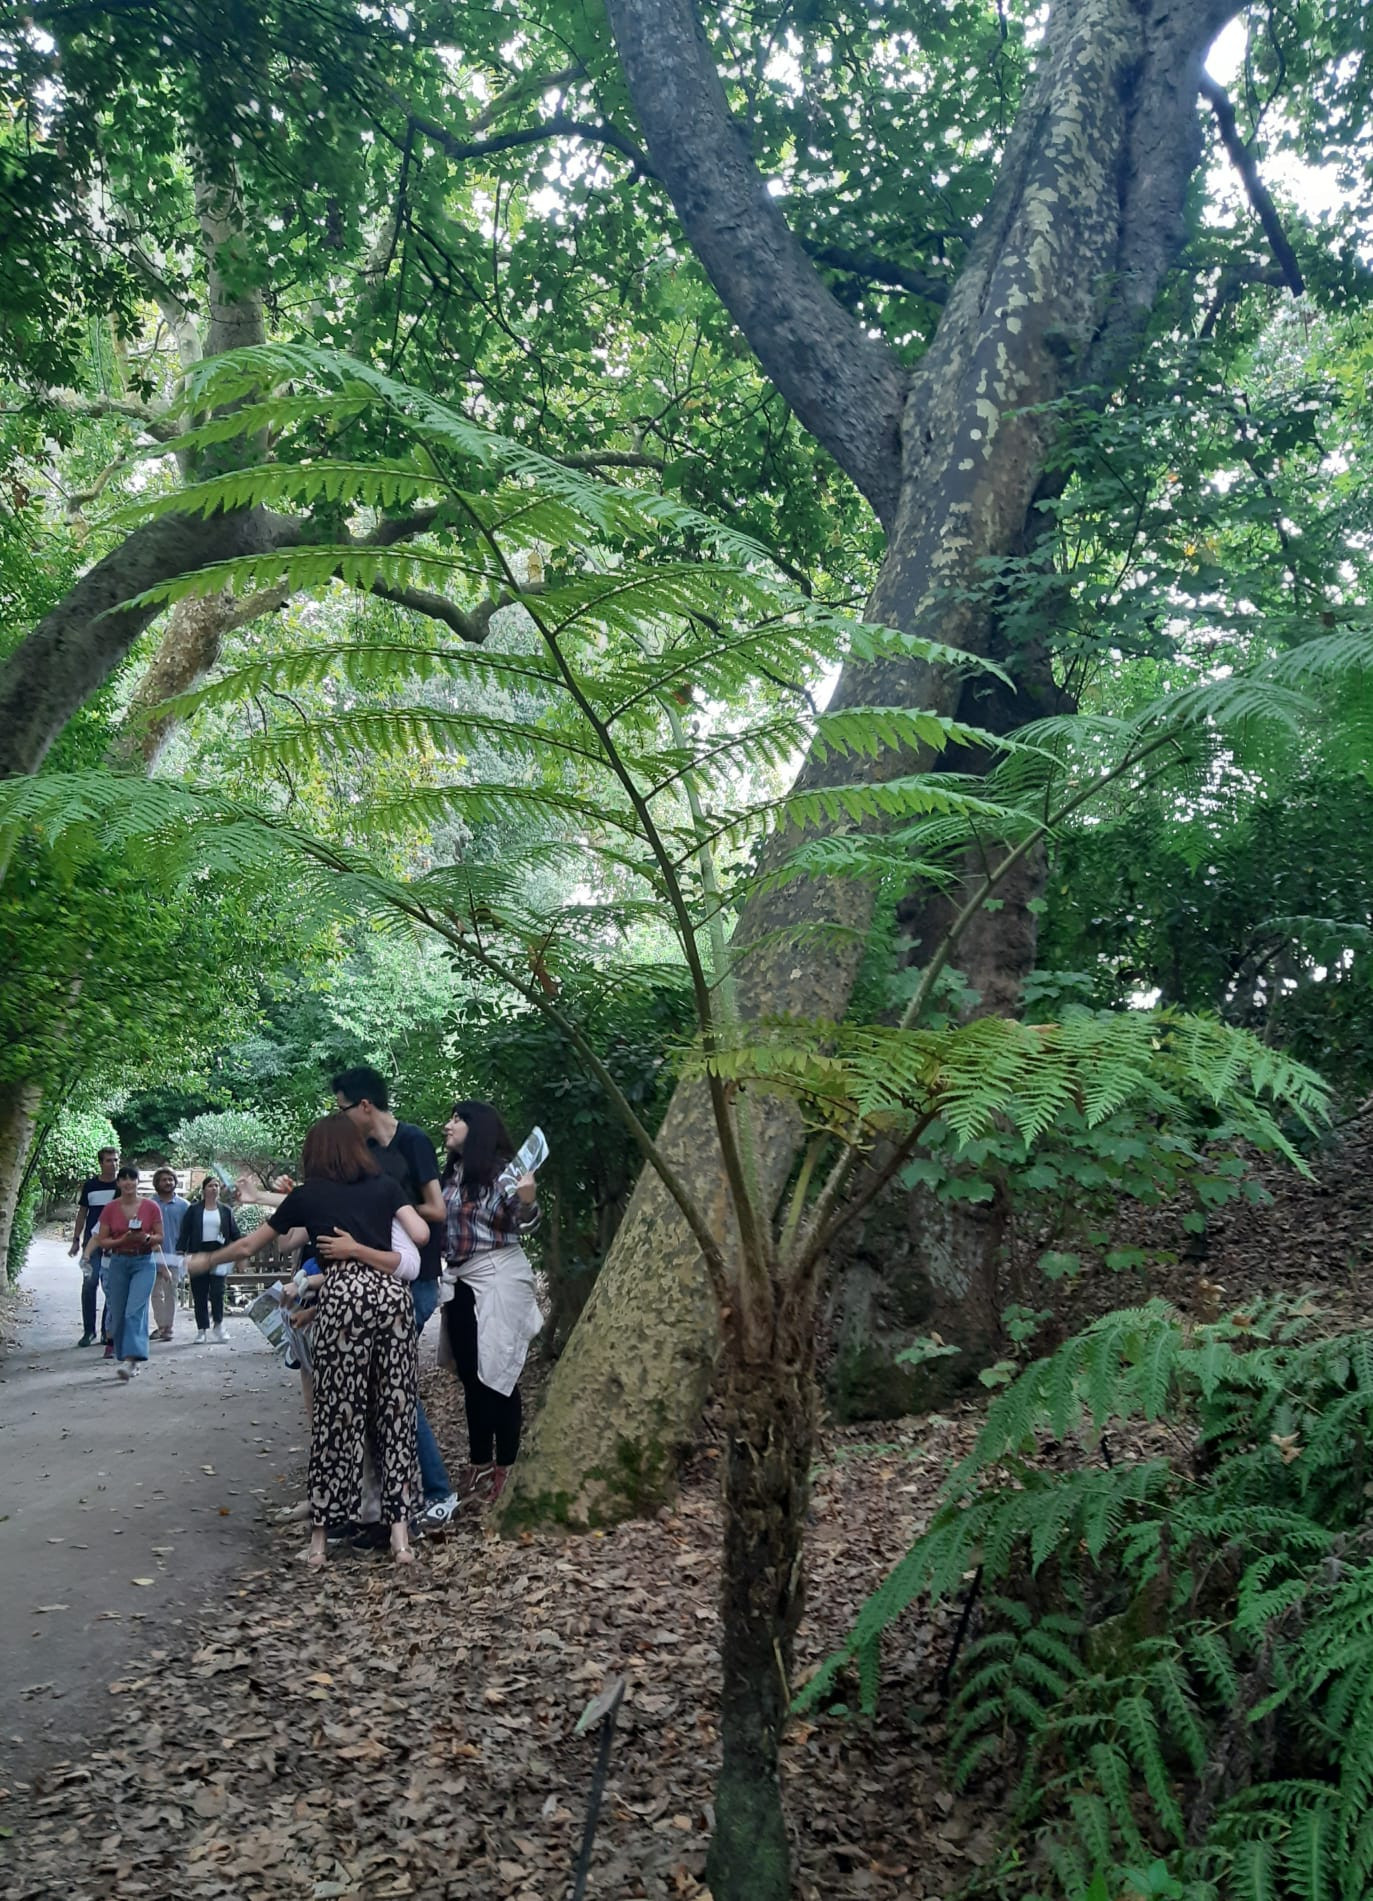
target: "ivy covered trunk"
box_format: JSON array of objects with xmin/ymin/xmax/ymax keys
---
[
  {"xmin": 0, "ymin": 1082, "xmax": 41, "ymax": 1276},
  {"xmin": 707, "ymin": 1310, "xmax": 816, "ymax": 1901},
  {"xmin": 516, "ymin": 0, "xmax": 1236, "ymax": 1524}
]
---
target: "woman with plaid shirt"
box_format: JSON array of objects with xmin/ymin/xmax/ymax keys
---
[{"xmin": 438, "ymin": 1100, "xmax": 543, "ymax": 1503}]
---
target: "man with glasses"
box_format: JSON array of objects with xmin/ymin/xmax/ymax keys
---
[{"xmin": 332, "ymin": 1067, "xmax": 461, "ymax": 1533}]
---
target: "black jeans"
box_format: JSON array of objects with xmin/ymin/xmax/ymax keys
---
[
  {"xmin": 81, "ymin": 1251, "xmax": 106, "ymax": 1338},
  {"xmin": 444, "ymin": 1281, "xmax": 521, "ymax": 1465},
  {"xmin": 191, "ymin": 1271, "xmax": 225, "ymax": 1330}
]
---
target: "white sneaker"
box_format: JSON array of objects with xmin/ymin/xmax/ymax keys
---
[
  {"xmin": 210, "ymin": 1324, "xmax": 228, "ymax": 1344},
  {"xmin": 194, "ymin": 1328, "xmax": 209, "ymax": 1344},
  {"xmin": 419, "ymin": 1493, "xmax": 462, "ymax": 1533},
  {"xmin": 115, "ymin": 1361, "xmax": 132, "ymax": 1381}
]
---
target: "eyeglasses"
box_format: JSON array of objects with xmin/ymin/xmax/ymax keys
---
[{"xmin": 338, "ymin": 1100, "xmax": 360, "ymax": 1111}]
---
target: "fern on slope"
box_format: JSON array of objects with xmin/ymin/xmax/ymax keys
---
[{"xmin": 803, "ymin": 1300, "xmax": 1373, "ymax": 1901}]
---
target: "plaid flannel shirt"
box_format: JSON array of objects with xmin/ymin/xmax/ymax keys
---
[{"xmin": 443, "ymin": 1169, "xmax": 540, "ymax": 1265}]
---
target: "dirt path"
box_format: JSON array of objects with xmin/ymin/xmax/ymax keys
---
[{"xmin": 0, "ymin": 1235, "xmax": 303, "ymax": 1782}]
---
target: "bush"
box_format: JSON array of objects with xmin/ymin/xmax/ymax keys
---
[
  {"xmin": 170, "ymin": 1109, "xmax": 297, "ymax": 1182},
  {"xmin": 32, "ymin": 1106, "xmax": 121, "ymax": 1207},
  {"xmin": 804, "ymin": 1298, "xmax": 1373, "ymax": 1900}
]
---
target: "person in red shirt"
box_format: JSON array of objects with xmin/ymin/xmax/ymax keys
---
[{"xmin": 89, "ymin": 1167, "xmax": 163, "ymax": 1380}]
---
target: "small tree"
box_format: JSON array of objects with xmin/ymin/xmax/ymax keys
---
[
  {"xmin": 1, "ymin": 345, "xmax": 1338, "ymax": 1898},
  {"xmin": 169, "ymin": 1107, "xmax": 297, "ymax": 1185}
]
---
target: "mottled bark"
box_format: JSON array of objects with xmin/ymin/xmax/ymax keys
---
[
  {"xmin": 111, "ymin": 584, "xmax": 290, "ymax": 769},
  {"xmin": 516, "ymin": 0, "xmax": 1240, "ymax": 1524},
  {"xmin": 0, "ymin": 508, "xmax": 291, "ymax": 779},
  {"xmin": 0, "ymin": 1083, "xmax": 42, "ymax": 1274}
]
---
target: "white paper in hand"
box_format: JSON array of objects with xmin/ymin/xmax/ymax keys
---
[{"xmin": 497, "ymin": 1126, "xmax": 549, "ymax": 1194}]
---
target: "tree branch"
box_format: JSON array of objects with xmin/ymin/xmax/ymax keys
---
[
  {"xmin": 562, "ymin": 450, "xmax": 667, "ymax": 472},
  {"xmin": 404, "ymin": 105, "xmax": 654, "ymax": 178},
  {"xmin": 603, "ymin": 0, "xmax": 906, "ymax": 527},
  {"xmin": 803, "ymin": 243, "xmax": 950, "ymax": 306},
  {"xmin": 1199, "ymin": 75, "xmax": 1305, "ymax": 297},
  {"xmin": 469, "ymin": 63, "xmax": 586, "ymax": 134},
  {"xmin": 39, "ymin": 391, "xmax": 182, "ymax": 445},
  {"xmin": 365, "ymin": 582, "xmax": 517, "ymax": 643}
]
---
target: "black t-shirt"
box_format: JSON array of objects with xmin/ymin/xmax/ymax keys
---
[
  {"xmin": 370, "ymin": 1121, "xmax": 443, "ymax": 1281},
  {"xmin": 268, "ymin": 1174, "xmax": 406, "ymax": 1256},
  {"xmin": 79, "ymin": 1176, "xmax": 120, "ymax": 1242}
]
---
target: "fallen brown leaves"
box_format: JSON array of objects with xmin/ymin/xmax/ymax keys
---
[
  {"xmin": 0, "ymin": 1360, "xmax": 993, "ymax": 1901},
  {"xmin": 11, "ymin": 1121, "xmax": 1363, "ymax": 1900}
]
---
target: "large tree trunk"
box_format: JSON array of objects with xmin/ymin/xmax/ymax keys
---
[
  {"xmin": 0, "ymin": 510, "xmax": 284, "ymax": 779},
  {"xmin": 513, "ymin": 0, "xmax": 1237, "ymax": 1524},
  {"xmin": 0, "ymin": 161, "xmax": 275, "ymax": 781},
  {"xmin": 0, "ymin": 1083, "xmax": 42, "ymax": 1275}
]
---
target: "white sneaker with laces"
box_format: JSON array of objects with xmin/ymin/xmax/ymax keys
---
[
  {"xmin": 420, "ymin": 1493, "xmax": 462, "ymax": 1533},
  {"xmin": 194, "ymin": 1328, "xmax": 209, "ymax": 1344},
  {"xmin": 210, "ymin": 1323, "xmax": 228, "ymax": 1344}
]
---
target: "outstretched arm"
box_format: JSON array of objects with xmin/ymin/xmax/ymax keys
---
[{"xmin": 188, "ymin": 1223, "xmax": 277, "ymax": 1274}]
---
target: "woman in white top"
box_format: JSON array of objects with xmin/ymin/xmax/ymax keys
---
[{"xmin": 181, "ymin": 1176, "xmax": 241, "ymax": 1342}]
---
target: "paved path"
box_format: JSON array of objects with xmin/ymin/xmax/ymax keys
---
[{"xmin": 0, "ymin": 1236, "xmax": 303, "ymax": 1783}]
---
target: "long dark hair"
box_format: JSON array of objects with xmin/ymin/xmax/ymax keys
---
[
  {"xmin": 300, "ymin": 1111, "xmax": 380, "ymax": 1185},
  {"xmin": 445, "ymin": 1100, "xmax": 515, "ymax": 1195}
]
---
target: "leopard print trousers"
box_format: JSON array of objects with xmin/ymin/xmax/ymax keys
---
[{"xmin": 307, "ymin": 1260, "xmax": 419, "ymax": 1528}]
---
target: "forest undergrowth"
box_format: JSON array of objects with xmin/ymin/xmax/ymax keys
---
[{"xmin": 3, "ymin": 1120, "xmax": 1371, "ymax": 1901}]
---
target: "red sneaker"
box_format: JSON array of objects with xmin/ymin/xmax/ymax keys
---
[{"xmin": 472, "ymin": 1465, "xmax": 510, "ymax": 1505}]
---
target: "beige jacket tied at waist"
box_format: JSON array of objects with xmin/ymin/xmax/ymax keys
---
[{"xmin": 438, "ymin": 1242, "xmax": 543, "ymax": 1397}]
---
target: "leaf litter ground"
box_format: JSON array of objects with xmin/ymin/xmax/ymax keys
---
[
  {"xmin": 3, "ymin": 1119, "xmax": 1369, "ymax": 1900},
  {"xmin": 0, "ymin": 1346, "xmax": 986, "ymax": 1901}
]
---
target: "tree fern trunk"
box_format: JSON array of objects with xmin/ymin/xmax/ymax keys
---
[{"xmin": 707, "ymin": 1314, "xmax": 815, "ymax": 1901}]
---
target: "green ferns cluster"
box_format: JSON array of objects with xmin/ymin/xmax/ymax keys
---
[{"xmin": 800, "ymin": 1299, "xmax": 1373, "ymax": 1901}]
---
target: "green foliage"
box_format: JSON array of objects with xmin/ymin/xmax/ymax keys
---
[
  {"xmin": 32, "ymin": 1106, "xmax": 122, "ymax": 1206},
  {"xmin": 1038, "ymin": 772, "xmax": 1373, "ymax": 1111},
  {"xmin": 6, "ymin": 1178, "xmax": 38, "ymax": 1283},
  {"xmin": 803, "ymin": 1298, "xmax": 1373, "ymax": 1899},
  {"xmin": 170, "ymin": 1108, "xmax": 297, "ymax": 1181},
  {"xmin": 439, "ymin": 967, "xmax": 694, "ymax": 1336},
  {"xmin": 0, "ymin": 346, "xmax": 1346, "ymax": 1298}
]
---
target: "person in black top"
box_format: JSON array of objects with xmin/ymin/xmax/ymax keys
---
[
  {"xmin": 190, "ymin": 1112, "xmax": 428, "ymax": 1568},
  {"xmin": 332, "ymin": 1065, "xmax": 459, "ymax": 1531},
  {"xmin": 69, "ymin": 1145, "xmax": 119, "ymax": 1347}
]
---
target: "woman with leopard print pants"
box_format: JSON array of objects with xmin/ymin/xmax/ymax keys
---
[{"xmin": 190, "ymin": 1112, "xmax": 430, "ymax": 1568}]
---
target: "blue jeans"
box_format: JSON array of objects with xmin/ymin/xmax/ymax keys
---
[
  {"xmin": 410, "ymin": 1278, "xmax": 452, "ymax": 1501},
  {"xmin": 104, "ymin": 1252, "xmax": 157, "ymax": 1363}
]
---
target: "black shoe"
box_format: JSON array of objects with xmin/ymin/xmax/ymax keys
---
[
  {"xmin": 349, "ymin": 1524, "xmax": 389, "ymax": 1553},
  {"xmin": 77, "ymin": 1332, "xmax": 95, "ymax": 1348}
]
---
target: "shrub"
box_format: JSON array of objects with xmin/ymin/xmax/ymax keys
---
[
  {"xmin": 803, "ymin": 1297, "xmax": 1373, "ymax": 1900},
  {"xmin": 6, "ymin": 1180, "xmax": 38, "ymax": 1281},
  {"xmin": 33, "ymin": 1105, "xmax": 121, "ymax": 1207},
  {"xmin": 170, "ymin": 1108, "xmax": 296, "ymax": 1182}
]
